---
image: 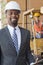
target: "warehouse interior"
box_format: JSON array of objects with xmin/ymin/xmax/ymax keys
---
[{"xmin": 0, "ymin": 0, "xmax": 43, "ymax": 65}]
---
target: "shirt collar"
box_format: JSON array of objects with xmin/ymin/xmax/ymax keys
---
[
  {"xmin": 7, "ymin": 25, "xmax": 20, "ymax": 36},
  {"xmin": 7, "ymin": 25, "xmax": 19, "ymax": 31}
]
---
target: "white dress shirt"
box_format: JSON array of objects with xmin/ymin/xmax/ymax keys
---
[{"xmin": 7, "ymin": 25, "xmax": 21, "ymax": 50}]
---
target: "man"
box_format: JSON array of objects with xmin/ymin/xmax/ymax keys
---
[
  {"xmin": 0, "ymin": 1, "xmax": 35, "ymax": 65},
  {"xmin": 33, "ymin": 12, "xmax": 42, "ymax": 38}
]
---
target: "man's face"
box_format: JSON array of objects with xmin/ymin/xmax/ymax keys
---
[{"xmin": 6, "ymin": 10, "xmax": 20, "ymax": 27}]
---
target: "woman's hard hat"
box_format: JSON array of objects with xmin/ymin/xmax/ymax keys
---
[
  {"xmin": 5, "ymin": 1, "xmax": 21, "ymax": 13},
  {"xmin": 34, "ymin": 12, "xmax": 40, "ymax": 17}
]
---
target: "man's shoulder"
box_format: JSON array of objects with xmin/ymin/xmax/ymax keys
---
[
  {"xmin": 0, "ymin": 27, "xmax": 7, "ymax": 34},
  {"xmin": 19, "ymin": 26, "xmax": 30, "ymax": 32},
  {"xmin": 19, "ymin": 27, "xmax": 30, "ymax": 38}
]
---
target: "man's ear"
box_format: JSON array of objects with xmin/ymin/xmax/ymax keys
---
[
  {"xmin": 5, "ymin": 11, "xmax": 7, "ymax": 17},
  {"xmin": 18, "ymin": 14, "xmax": 20, "ymax": 18},
  {"xmin": 5, "ymin": 13, "xmax": 7, "ymax": 17}
]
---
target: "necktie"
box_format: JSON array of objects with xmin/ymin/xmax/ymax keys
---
[{"xmin": 12, "ymin": 29, "xmax": 18, "ymax": 53}]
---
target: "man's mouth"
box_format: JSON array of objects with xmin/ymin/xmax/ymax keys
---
[{"xmin": 11, "ymin": 19, "xmax": 16, "ymax": 22}]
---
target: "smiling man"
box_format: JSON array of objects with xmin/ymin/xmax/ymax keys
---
[{"xmin": 0, "ymin": 1, "xmax": 35, "ymax": 65}]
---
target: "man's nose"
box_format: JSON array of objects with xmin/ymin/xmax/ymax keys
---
[{"xmin": 12, "ymin": 13, "xmax": 16, "ymax": 17}]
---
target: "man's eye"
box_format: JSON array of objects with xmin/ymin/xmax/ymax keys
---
[
  {"xmin": 8, "ymin": 12, "xmax": 18, "ymax": 15},
  {"xmin": 10, "ymin": 12, "xmax": 12, "ymax": 15}
]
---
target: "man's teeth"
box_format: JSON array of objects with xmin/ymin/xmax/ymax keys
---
[{"xmin": 12, "ymin": 19, "xmax": 16, "ymax": 21}]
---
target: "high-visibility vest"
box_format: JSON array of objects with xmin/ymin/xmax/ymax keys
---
[{"xmin": 34, "ymin": 21, "xmax": 41, "ymax": 33}]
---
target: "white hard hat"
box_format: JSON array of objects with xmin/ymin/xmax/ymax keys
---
[
  {"xmin": 5, "ymin": 1, "xmax": 21, "ymax": 13},
  {"xmin": 40, "ymin": 6, "xmax": 43, "ymax": 14}
]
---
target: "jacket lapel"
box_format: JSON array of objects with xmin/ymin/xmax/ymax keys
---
[
  {"xmin": 19, "ymin": 27, "xmax": 26, "ymax": 53},
  {"xmin": 5, "ymin": 27, "xmax": 17, "ymax": 54}
]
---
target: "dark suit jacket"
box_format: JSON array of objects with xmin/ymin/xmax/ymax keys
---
[{"xmin": 0, "ymin": 26, "xmax": 35, "ymax": 65}]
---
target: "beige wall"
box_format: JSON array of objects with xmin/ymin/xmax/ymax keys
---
[{"xmin": 27, "ymin": 0, "xmax": 43, "ymax": 9}]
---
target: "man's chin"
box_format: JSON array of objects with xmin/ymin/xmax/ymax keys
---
[{"xmin": 11, "ymin": 21, "xmax": 17, "ymax": 26}]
